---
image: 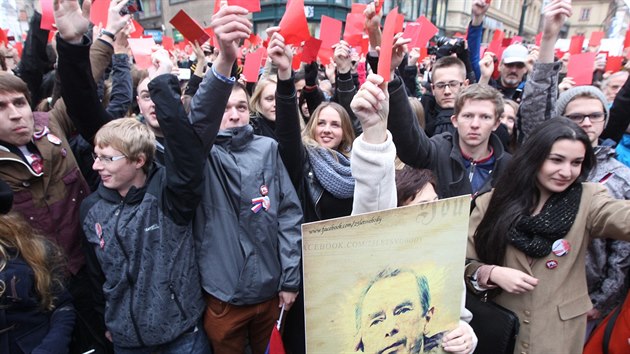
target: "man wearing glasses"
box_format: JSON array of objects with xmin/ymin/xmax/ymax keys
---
[{"xmin": 556, "ymin": 86, "xmax": 630, "ymax": 341}]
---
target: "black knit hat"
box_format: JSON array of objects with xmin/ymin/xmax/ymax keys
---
[{"xmin": 0, "ymin": 179, "xmax": 13, "ymax": 214}]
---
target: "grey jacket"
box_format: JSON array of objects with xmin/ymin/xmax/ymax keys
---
[
  {"xmin": 81, "ymin": 74, "xmax": 215, "ymax": 348},
  {"xmin": 193, "ymin": 124, "xmax": 303, "ymax": 306},
  {"xmin": 585, "ymin": 145, "xmax": 630, "ymax": 316}
]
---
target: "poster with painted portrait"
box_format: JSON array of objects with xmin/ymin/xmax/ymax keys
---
[{"xmin": 302, "ymin": 195, "xmax": 470, "ymax": 354}]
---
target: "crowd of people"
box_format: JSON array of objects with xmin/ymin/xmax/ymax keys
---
[{"xmin": 1, "ymin": 0, "xmax": 630, "ymax": 353}]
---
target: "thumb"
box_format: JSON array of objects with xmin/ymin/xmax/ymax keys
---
[{"xmin": 82, "ymin": 0, "xmax": 92, "ymax": 19}]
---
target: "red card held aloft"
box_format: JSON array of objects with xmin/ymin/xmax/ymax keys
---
[
  {"xmin": 605, "ymin": 56, "xmax": 623, "ymax": 73},
  {"xmin": 170, "ymin": 10, "xmax": 210, "ymax": 45},
  {"xmin": 511, "ymin": 36, "xmax": 522, "ymax": 44},
  {"xmin": 589, "ymin": 31, "xmax": 604, "ymax": 47},
  {"xmin": 624, "ymin": 29, "xmax": 630, "ymax": 49},
  {"xmin": 487, "ymin": 29, "xmax": 504, "ymax": 55},
  {"xmin": 319, "ymin": 15, "xmax": 342, "ymax": 49},
  {"xmin": 227, "ymin": 0, "xmax": 260, "ymax": 12},
  {"xmin": 344, "ymin": 13, "xmax": 365, "ymax": 48},
  {"xmin": 567, "ymin": 52, "xmax": 596, "ymax": 86},
  {"xmin": 378, "ymin": 7, "xmax": 398, "ymax": 82},
  {"xmin": 243, "ymin": 47, "xmax": 265, "ymax": 83},
  {"xmin": 351, "ymin": 3, "xmax": 367, "ymax": 14},
  {"xmin": 40, "ymin": 0, "xmax": 55, "ymax": 31},
  {"xmin": 302, "ymin": 37, "xmax": 322, "ymax": 63},
  {"xmin": 568, "ymin": 35, "xmax": 585, "ymax": 55},
  {"xmin": 415, "ymin": 16, "xmax": 438, "ymax": 49},
  {"xmin": 14, "ymin": 42, "xmax": 23, "ymax": 59},
  {"xmin": 402, "ymin": 22, "xmax": 422, "ymax": 49},
  {"xmin": 535, "ymin": 32, "xmax": 543, "ymax": 46},
  {"xmin": 292, "ymin": 50, "xmax": 303, "ymax": 70},
  {"xmin": 0, "ymin": 29, "xmax": 7, "ymax": 46},
  {"xmin": 161, "ymin": 36, "xmax": 174, "ymax": 51},
  {"xmin": 130, "ymin": 19, "xmax": 144, "ymax": 39},
  {"xmin": 90, "ymin": 0, "xmax": 110, "ymax": 27},
  {"xmin": 279, "ymin": 0, "xmax": 310, "ymax": 45},
  {"xmin": 128, "ymin": 37, "xmax": 156, "ymax": 70}
]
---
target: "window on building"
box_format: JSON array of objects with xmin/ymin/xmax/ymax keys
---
[
  {"xmin": 138, "ymin": 0, "xmax": 161, "ymax": 18},
  {"xmin": 579, "ymin": 8, "xmax": 591, "ymax": 21}
]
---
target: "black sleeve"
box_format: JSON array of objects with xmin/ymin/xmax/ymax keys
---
[
  {"xmin": 16, "ymin": 11, "xmax": 52, "ymax": 108},
  {"xmin": 183, "ymin": 74, "xmax": 202, "ymax": 97}
]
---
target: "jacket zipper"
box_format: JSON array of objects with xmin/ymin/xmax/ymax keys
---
[{"xmin": 169, "ymin": 283, "xmax": 187, "ymax": 320}]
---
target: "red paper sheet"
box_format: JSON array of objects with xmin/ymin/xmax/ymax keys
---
[
  {"xmin": 47, "ymin": 30, "xmax": 55, "ymax": 43},
  {"xmin": 170, "ymin": 10, "xmax": 210, "ymax": 45},
  {"xmin": 605, "ymin": 56, "xmax": 623, "ymax": 73},
  {"xmin": 344, "ymin": 13, "xmax": 365, "ymax": 48},
  {"xmin": 278, "ymin": 0, "xmax": 310, "ymax": 45},
  {"xmin": 415, "ymin": 16, "xmax": 438, "ymax": 49},
  {"xmin": 567, "ymin": 52, "xmax": 596, "ymax": 86},
  {"xmin": 624, "ymin": 29, "xmax": 630, "ymax": 49},
  {"xmin": 0, "ymin": 29, "xmax": 7, "ymax": 46},
  {"xmin": 487, "ymin": 29, "xmax": 504, "ymax": 55},
  {"xmin": 292, "ymin": 51, "xmax": 303, "ymax": 70},
  {"xmin": 501, "ymin": 38, "xmax": 512, "ymax": 47},
  {"xmin": 395, "ymin": 14, "xmax": 404, "ymax": 34},
  {"xmin": 227, "ymin": 0, "xmax": 260, "ymax": 12},
  {"xmin": 243, "ymin": 47, "xmax": 265, "ymax": 83},
  {"xmin": 302, "ymin": 37, "xmax": 322, "ymax": 63},
  {"xmin": 249, "ymin": 33, "xmax": 262, "ymax": 47},
  {"xmin": 40, "ymin": 0, "xmax": 55, "ymax": 31},
  {"xmin": 535, "ymin": 32, "xmax": 542, "ymax": 46},
  {"xmin": 510, "ymin": 36, "xmax": 522, "ymax": 44},
  {"xmin": 351, "ymin": 3, "xmax": 367, "ymax": 14},
  {"xmin": 130, "ymin": 19, "xmax": 144, "ymax": 38},
  {"xmin": 589, "ymin": 31, "xmax": 604, "ymax": 47},
  {"xmin": 378, "ymin": 7, "xmax": 398, "ymax": 82},
  {"xmin": 568, "ymin": 35, "xmax": 585, "ymax": 55},
  {"xmin": 318, "ymin": 15, "xmax": 342, "ymax": 65},
  {"xmin": 161, "ymin": 36, "xmax": 174, "ymax": 51},
  {"xmin": 402, "ymin": 22, "xmax": 422, "ymax": 48},
  {"xmin": 128, "ymin": 37, "xmax": 156, "ymax": 70},
  {"xmin": 14, "ymin": 42, "xmax": 22, "ymax": 58},
  {"xmin": 375, "ymin": 0, "xmax": 383, "ymax": 14},
  {"xmin": 90, "ymin": 0, "xmax": 110, "ymax": 27}
]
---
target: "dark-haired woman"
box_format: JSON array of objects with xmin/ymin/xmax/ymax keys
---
[{"xmin": 465, "ymin": 118, "xmax": 630, "ymax": 354}]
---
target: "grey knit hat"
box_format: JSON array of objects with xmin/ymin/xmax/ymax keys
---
[{"xmin": 555, "ymin": 86, "xmax": 610, "ymax": 127}]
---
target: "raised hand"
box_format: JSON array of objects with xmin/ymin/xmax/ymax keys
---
[
  {"xmin": 478, "ymin": 52, "xmax": 495, "ymax": 84},
  {"xmin": 540, "ymin": 0, "xmax": 572, "ymax": 63},
  {"xmin": 53, "ymin": 0, "xmax": 91, "ymax": 44},
  {"xmin": 471, "ymin": 0, "xmax": 490, "ymax": 26},
  {"xmin": 266, "ymin": 27, "xmax": 293, "ymax": 80},
  {"xmin": 211, "ymin": 3, "xmax": 252, "ymax": 77},
  {"xmin": 333, "ymin": 40, "xmax": 352, "ymax": 74},
  {"xmin": 350, "ymin": 74, "xmax": 389, "ymax": 144},
  {"xmin": 364, "ymin": 1, "xmax": 382, "ymax": 49},
  {"xmin": 105, "ymin": 0, "xmax": 132, "ymax": 36}
]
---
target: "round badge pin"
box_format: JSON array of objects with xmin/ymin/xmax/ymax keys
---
[
  {"xmin": 552, "ymin": 239, "xmax": 571, "ymax": 257},
  {"xmin": 546, "ymin": 259, "xmax": 558, "ymax": 269},
  {"xmin": 260, "ymin": 184, "xmax": 268, "ymax": 196},
  {"xmin": 47, "ymin": 133, "xmax": 62, "ymax": 145}
]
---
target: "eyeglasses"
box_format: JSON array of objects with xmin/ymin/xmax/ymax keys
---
[
  {"xmin": 92, "ymin": 153, "xmax": 127, "ymax": 164},
  {"xmin": 433, "ymin": 81, "xmax": 463, "ymax": 91},
  {"xmin": 564, "ymin": 112, "xmax": 606, "ymax": 124}
]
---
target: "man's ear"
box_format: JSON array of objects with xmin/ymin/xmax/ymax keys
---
[
  {"xmin": 450, "ymin": 115, "xmax": 458, "ymax": 128},
  {"xmin": 463, "ymin": 78, "xmax": 469, "ymax": 87},
  {"xmin": 134, "ymin": 153, "xmax": 146, "ymax": 170}
]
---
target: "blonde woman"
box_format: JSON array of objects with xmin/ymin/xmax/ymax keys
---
[{"xmin": 249, "ymin": 76, "xmax": 279, "ymax": 139}]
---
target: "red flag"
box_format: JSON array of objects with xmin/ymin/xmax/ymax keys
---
[{"xmin": 265, "ymin": 327, "xmax": 286, "ymax": 354}]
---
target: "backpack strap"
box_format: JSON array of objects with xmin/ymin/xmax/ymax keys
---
[{"xmin": 603, "ymin": 305, "xmax": 622, "ymax": 354}]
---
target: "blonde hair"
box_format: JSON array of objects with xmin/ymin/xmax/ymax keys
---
[
  {"xmin": 0, "ymin": 213, "xmax": 66, "ymax": 311},
  {"xmin": 250, "ymin": 76, "xmax": 277, "ymax": 117},
  {"xmin": 95, "ymin": 118, "xmax": 156, "ymax": 174},
  {"xmin": 303, "ymin": 102, "xmax": 355, "ymax": 158},
  {"xmin": 408, "ymin": 97, "xmax": 425, "ymax": 130}
]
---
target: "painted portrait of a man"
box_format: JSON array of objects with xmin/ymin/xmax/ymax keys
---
[{"xmin": 354, "ymin": 268, "xmax": 445, "ymax": 354}]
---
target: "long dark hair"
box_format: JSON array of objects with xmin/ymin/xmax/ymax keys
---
[{"xmin": 473, "ymin": 118, "xmax": 595, "ymax": 265}]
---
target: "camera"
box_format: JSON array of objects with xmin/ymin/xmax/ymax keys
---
[
  {"xmin": 120, "ymin": 0, "xmax": 142, "ymax": 15},
  {"xmin": 433, "ymin": 36, "xmax": 466, "ymax": 59}
]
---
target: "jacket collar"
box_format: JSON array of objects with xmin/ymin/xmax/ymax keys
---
[
  {"xmin": 215, "ymin": 124, "xmax": 254, "ymax": 151},
  {"xmin": 96, "ymin": 164, "xmax": 158, "ymax": 204}
]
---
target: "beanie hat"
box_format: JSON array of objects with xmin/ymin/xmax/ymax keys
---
[{"xmin": 556, "ymin": 86, "xmax": 610, "ymax": 127}]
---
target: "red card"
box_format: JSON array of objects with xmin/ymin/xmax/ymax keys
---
[
  {"xmin": 487, "ymin": 29, "xmax": 504, "ymax": 55},
  {"xmin": 402, "ymin": 22, "xmax": 422, "ymax": 48},
  {"xmin": 568, "ymin": 35, "xmax": 585, "ymax": 55},
  {"xmin": 415, "ymin": 16, "xmax": 438, "ymax": 49},
  {"xmin": 243, "ymin": 47, "xmax": 265, "ymax": 83},
  {"xmin": 249, "ymin": 33, "xmax": 262, "ymax": 47},
  {"xmin": 292, "ymin": 51, "xmax": 303, "ymax": 70},
  {"xmin": 278, "ymin": 0, "xmax": 310, "ymax": 45},
  {"xmin": 624, "ymin": 29, "xmax": 630, "ymax": 49},
  {"xmin": 0, "ymin": 29, "xmax": 7, "ymax": 46},
  {"xmin": 344, "ymin": 13, "xmax": 365, "ymax": 48},
  {"xmin": 351, "ymin": 3, "xmax": 367, "ymax": 14},
  {"xmin": 90, "ymin": 0, "xmax": 110, "ymax": 27},
  {"xmin": 302, "ymin": 37, "xmax": 322, "ymax": 63},
  {"xmin": 605, "ymin": 56, "xmax": 623, "ymax": 73},
  {"xmin": 40, "ymin": 0, "xmax": 55, "ymax": 31},
  {"xmin": 128, "ymin": 37, "xmax": 156, "ymax": 70},
  {"xmin": 14, "ymin": 42, "xmax": 22, "ymax": 59},
  {"xmin": 589, "ymin": 31, "xmax": 604, "ymax": 47},
  {"xmin": 47, "ymin": 30, "xmax": 55, "ymax": 43},
  {"xmin": 501, "ymin": 38, "xmax": 512, "ymax": 47},
  {"xmin": 361, "ymin": 34, "xmax": 369, "ymax": 55},
  {"xmin": 567, "ymin": 52, "xmax": 596, "ymax": 86},
  {"xmin": 378, "ymin": 7, "xmax": 398, "ymax": 82},
  {"xmin": 170, "ymin": 10, "xmax": 210, "ymax": 45},
  {"xmin": 375, "ymin": 0, "xmax": 383, "ymax": 14},
  {"xmin": 227, "ymin": 0, "xmax": 260, "ymax": 12},
  {"xmin": 535, "ymin": 32, "xmax": 543, "ymax": 46},
  {"xmin": 161, "ymin": 36, "xmax": 174, "ymax": 51},
  {"xmin": 318, "ymin": 15, "xmax": 342, "ymax": 65},
  {"xmin": 510, "ymin": 36, "xmax": 522, "ymax": 44},
  {"xmin": 130, "ymin": 19, "xmax": 144, "ymax": 39}
]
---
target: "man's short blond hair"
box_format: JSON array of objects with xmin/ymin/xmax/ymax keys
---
[{"xmin": 95, "ymin": 118, "xmax": 155, "ymax": 174}]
